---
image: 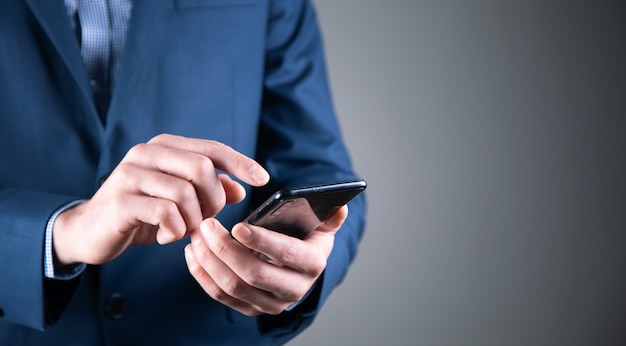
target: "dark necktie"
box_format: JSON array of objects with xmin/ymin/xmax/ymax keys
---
[{"xmin": 66, "ymin": 0, "xmax": 131, "ymax": 124}]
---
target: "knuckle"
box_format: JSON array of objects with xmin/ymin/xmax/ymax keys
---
[
  {"xmin": 154, "ymin": 200, "xmax": 178, "ymax": 220},
  {"xmin": 210, "ymin": 286, "xmax": 229, "ymax": 301},
  {"xmin": 203, "ymin": 140, "xmax": 225, "ymax": 157},
  {"xmin": 282, "ymin": 283, "xmax": 308, "ymax": 303},
  {"xmin": 206, "ymin": 285, "xmax": 232, "ymax": 306},
  {"xmin": 222, "ymin": 277, "xmax": 248, "ymax": 299},
  {"xmin": 175, "ymin": 181, "xmax": 197, "ymax": 202},
  {"xmin": 246, "ymin": 265, "xmax": 270, "ymax": 288},
  {"xmin": 308, "ymin": 256, "xmax": 327, "ymax": 278},
  {"xmin": 281, "ymin": 293, "xmax": 300, "ymax": 305},
  {"xmin": 192, "ymin": 155, "xmax": 215, "ymax": 179},
  {"xmin": 148, "ymin": 133, "xmax": 170, "ymax": 144},
  {"xmin": 114, "ymin": 162, "xmax": 134, "ymax": 180},
  {"xmin": 202, "ymin": 194, "xmax": 226, "ymax": 218},
  {"xmin": 203, "ymin": 199, "xmax": 226, "ymax": 219},
  {"xmin": 126, "ymin": 142, "xmax": 148, "ymax": 159},
  {"xmin": 278, "ymin": 245, "xmax": 298, "ymax": 264},
  {"xmin": 110, "ymin": 163, "xmax": 139, "ymax": 190}
]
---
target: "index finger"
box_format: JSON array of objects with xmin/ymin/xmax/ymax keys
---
[
  {"xmin": 231, "ymin": 223, "xmax": 330, "ymax": 276},
  {"xmin": 148, "ymin": 134, "xmax": 270, "ymax": 186}
]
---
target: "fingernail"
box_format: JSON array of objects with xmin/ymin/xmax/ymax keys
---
[
  {"xmin": 200, "ymin": 220, "xmax": 213, "ymax": 241},
  {"xmin": 234, "ymin": 224, "xmax": 252, "ymax": 243},
  {"xmin": 157, "ymin": 230, "xmax": 176, "ymax": 245},
  {"xmin": 250, "ymin": 164, "xmax": 270, "ymax": 185}
]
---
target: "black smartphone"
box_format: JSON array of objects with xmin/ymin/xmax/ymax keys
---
[{"xmin": 244, "ymin": 179, "xmax": 367, "ymax": 239}]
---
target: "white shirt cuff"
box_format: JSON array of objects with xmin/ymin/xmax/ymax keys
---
[{"xmin": 44, "ymin": 200, "xmax": 86, "ymax": 280}]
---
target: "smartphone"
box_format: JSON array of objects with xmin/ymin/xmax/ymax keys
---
[{"xmin": 244, "ymin": 179, "xmax": 367, "ymax": 239}]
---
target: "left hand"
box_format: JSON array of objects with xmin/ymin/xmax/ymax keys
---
[{"xmin": 184, "ymin": 206, "xmax": 349, "ymax": 316}]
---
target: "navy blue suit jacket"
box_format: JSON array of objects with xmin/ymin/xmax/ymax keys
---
[{"xmin": 0, "ymin": 0, "xmax": 366, "ymax": 344}]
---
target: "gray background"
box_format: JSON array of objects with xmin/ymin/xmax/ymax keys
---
[{"xmin": 292, "ymin": 1, "xmax": 626, "ymax": 345}]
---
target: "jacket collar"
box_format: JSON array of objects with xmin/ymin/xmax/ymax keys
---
[{"xmin": 107, "ymin": 0, "xmax": 164, "ymax": 124}]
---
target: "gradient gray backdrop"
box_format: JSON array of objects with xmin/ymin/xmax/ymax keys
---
[{"xmin": 290, "ymin": 1, "xmax": 626, "ymax": 345}]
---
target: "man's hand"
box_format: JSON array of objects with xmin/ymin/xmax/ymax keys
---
[
  {"xmin": 184, "ymin": 205, "xmax": 349, "ymax": 316},
  {"xmin": 53, "ymin": 134, "xmax": 270, "ymax": 265}
]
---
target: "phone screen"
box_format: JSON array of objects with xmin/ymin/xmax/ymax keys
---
[{"xmin": 244, "ymin": 179, "xmax": 366, "ymax": 239}]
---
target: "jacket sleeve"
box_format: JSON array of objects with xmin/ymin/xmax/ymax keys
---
[
  {"xmin": 0, "ymin": 188, "xmax": 81, "ymax": 331},
  {"xmin": 254, "ymin": 0, "xmax": 367, "ymax": 343}
]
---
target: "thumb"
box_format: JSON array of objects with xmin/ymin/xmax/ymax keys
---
[{"xmin": 316, "ymin": 205, "xmax": 349, "ymax": 234}]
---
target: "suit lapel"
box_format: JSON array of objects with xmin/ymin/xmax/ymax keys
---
[
  {"xmin": 107, "ymin": 0, "xmax": 166, "ymax": 124},
  {"xmin": 25, "ymin": 0, "xmax": 103, "ymax": 132}
]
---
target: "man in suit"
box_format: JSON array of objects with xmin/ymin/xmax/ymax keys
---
[{"xmin": 0, "ymin": 0, "xmax": 366, "ymax": 344}]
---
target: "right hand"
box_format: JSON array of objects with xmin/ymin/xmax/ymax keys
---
[{"xmin": 52, "ymin": 134, "xmax": 270, "ymax": 265}]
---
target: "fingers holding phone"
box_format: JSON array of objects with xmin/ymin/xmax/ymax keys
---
[
  {"xmin": 184, "ymin": 210, "xmax": 348, "ymax": 316},
  {"xmin": 183, "ymin": 180, "xmax": 364, "ymax": 316},
  {"xmin": 234, "ymin": 205, "xmax": 348, "ymax": 268}
]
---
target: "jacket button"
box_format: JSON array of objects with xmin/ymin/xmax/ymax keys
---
[{"xmin": 104, "ymin": 293, "xmax": 127, "ymax": 319}]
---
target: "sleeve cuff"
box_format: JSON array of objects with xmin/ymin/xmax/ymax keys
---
[{"xmin": 44, "ymin": 200, "xmax": 86, "ymax": 280}]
